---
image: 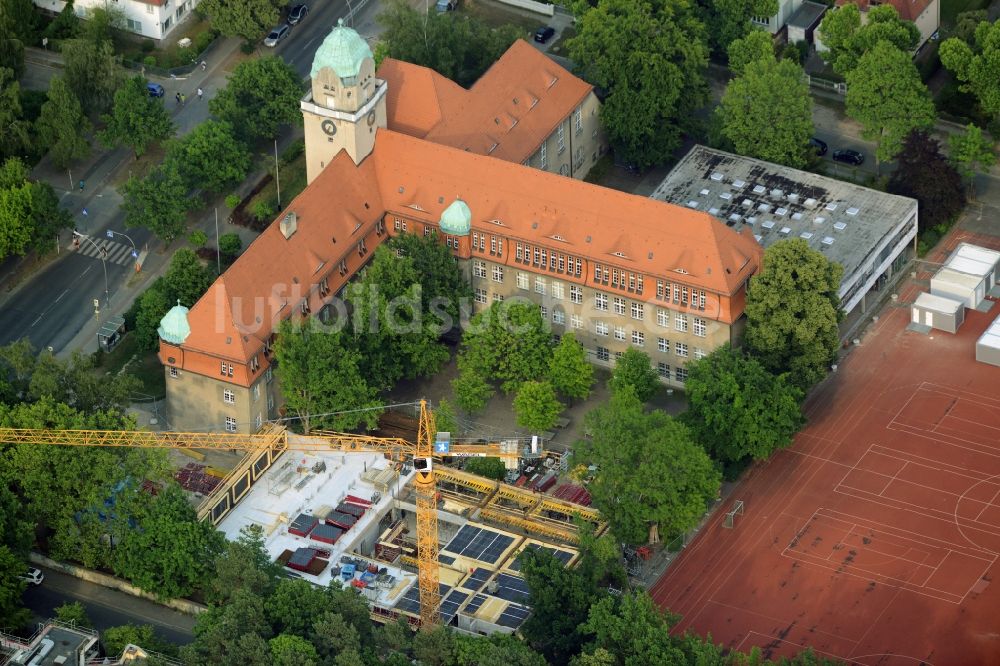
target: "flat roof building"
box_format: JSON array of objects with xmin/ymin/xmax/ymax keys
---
[{"xmin": 651, "ymin": 146, "xmax": 918, "ymax": 321}]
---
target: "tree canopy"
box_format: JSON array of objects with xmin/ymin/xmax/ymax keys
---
[
  {"xmin": 0, "ymin": 158, "xmax": 73, "ymax": 260},
  {"xmin": 165, "ymin": 120, "xmax": 251, "ymax": 195},
  {"xmin": 949, "ymin": 123, "xmax": 997, "ymax": 199},
  {"xmin": 548, "ymin": 333, "xmax": 594, "ymax": 403},
  {"xmin": 818, "ymin": 3, "xmax": 920, "ymax": 77},
  {"xmin": 744, "ymin": 238, "xmax": 843, "ymax": 391},
  {"xmin": 209, "ymin": 56, "xmax": 302, "ymax": 141},
  {"xmin": 719, "ymin": 54, "xmax": 814, "ymax": 168},
  {"xmin": 608, "ymin": 347, "xmax": 659, "ymax": 402},
  {"xmin": 99, "ymin": 75, "xmax": 174, "ymax": 159},
  {"xmin": 845, "ymin": 40, "xmax": 936, "ymax": 168},
  {"xmin": 940, "ymin": 19, "xmax": 1000, "ymax": 118},
  {"xmin": 35, "ymin": 75, "xmax": 91, "ymax": 169},
  {"xmin": 887, "ymin": 131, "xmax": 965, "ymax": 232},
  {"xmin": 703, "ymin": 0, "xmax": 778, "ymax": 60},
  {"xmin": 201, "ymin": 0, "xmax": 289, "ymax": 43},
  {"xmin": 726, "ymin": 29, "xmax": 775, "ymax": 75},
  {"xmin": 568, "ymin": 0, "xmax": 708, "ymax": 169},
  {"xmin": 0, "ymin": 68, "xmax": 31, "ymax": 162},
  {"xmin": 60, "ymin": 37, "xmax": 122, "ymax": 116},
  {"xmin": 121, "ymin": 162, "xmax": 190, "ymax": 242},
  {"xmin": 514, "ymin": 380, "xmax": 563, "ymax": 431}
]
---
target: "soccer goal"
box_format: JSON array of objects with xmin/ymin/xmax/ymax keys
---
[{"xmin": 722, "ymin": 500, "xmax": 744, "ymax": 529}]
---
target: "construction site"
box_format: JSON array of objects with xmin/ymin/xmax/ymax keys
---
[{"xmin": 196, "ymin": 408, "xmax": 605, "ymax": 633}]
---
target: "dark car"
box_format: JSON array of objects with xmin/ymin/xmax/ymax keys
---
[
  {"xmin": 832, "ymin": 149, "xmax": 865, "ymax": 166},
  {"xmin": 809, "ymin": 137, "xmax": 828, "ymax": 157},
  {"xmin": 288, "ymin": 4, "xmax": 308, "ymax": 25},
  {"xmin": 146, "ymin": 82, "xmax": 165, "ymax": 98},
  {"xmin": 534, "ymin": 26, "xmax": 556, "ymax": 43}
]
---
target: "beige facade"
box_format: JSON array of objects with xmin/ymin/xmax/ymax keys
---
[
  {"xmin": 164, "ymin": 364, "xmax": 278, "ymax": 433},
  {"xmin": 523, "ymin": 93, "xmax": 607, "ymax": 179}
]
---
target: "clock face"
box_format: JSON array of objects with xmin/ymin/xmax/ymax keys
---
[
  {"xmin": 367, "ymin": 111, "xmax": 376, "ymax": 127},
  {"xmin": 321, "ymin": 119, "xmax": 337, "ymax": 136}
]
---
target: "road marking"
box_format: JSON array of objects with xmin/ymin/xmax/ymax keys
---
[{"xmin": 29, "ymin": 289, "xmax": 69, "ymax": 328}]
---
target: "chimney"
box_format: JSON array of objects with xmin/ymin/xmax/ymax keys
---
[{"xmin": 280, "ymin": 212, "xmax": 297, "ymax": 239}]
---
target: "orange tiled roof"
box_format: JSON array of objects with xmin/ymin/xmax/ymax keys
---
[
  {"xmin": 180, "ymin": 129, "xmax": 761, "ymax": 367},
  {"xmin": 836, "ymin": 0, "xmax": 934, "ymax": 23},
  {"xmin": 377, "ymin": 40, "xmax": 593, "ymax": 163}
]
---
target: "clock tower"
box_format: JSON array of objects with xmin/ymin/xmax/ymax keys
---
[{"xmin": 301, "ymin": 19, "xmax": 387, "ymax": 184}]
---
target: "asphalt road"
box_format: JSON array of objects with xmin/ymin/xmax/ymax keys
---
[
  {"xmin": 21, "ymin": 567, "xmax": 196, "ymax": 647},
  {"xmin": 272, "ymin": 0, "xmax": 359, "ymax": 79}
]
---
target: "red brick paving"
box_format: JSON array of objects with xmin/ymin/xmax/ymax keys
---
[{"xmin": 650, "ymin": 233, "xmax": 1000, "ymax": 665}]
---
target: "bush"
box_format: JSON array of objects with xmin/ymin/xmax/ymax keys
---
[
  {"xmin": 194, "ymin": 30, "xmax": 216, "ymax": 54},
  {"xmin": 188, "ymin": 230, "xmax": 208, "ymax": 248},
  {"xmin": 240, "ymin": 41, "xmax": 255, "ymax": 55},
  {"xmin": 143, "ymin": 55, "xmax": 156, "ymax": 67},
  {"xmin": 280, "ymin": 139, "xmax": 305, "ymax": 165},
  {"xmin": 218, "ymin": 232, "xmax": 242, "ymax": 257},
  {"xmin": 253, "ymin": 200, "xmax": 274, "ymax": 222},
  {"xmin": 464, "ymin": 457, "xmax": 507, "ymax": 481},
  {"xmin": 141, "ymin": 39, "xmax": 155, "ymax": 53},
  {"xmin": 225, "ymin": 194, "xmax": 241, "ymax": 209}
]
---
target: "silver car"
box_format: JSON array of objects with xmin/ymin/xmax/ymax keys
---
[{"xmin": 264, "ymin": 24, "xmax": 290, "ymax": 47}]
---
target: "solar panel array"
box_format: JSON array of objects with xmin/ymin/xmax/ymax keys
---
[
  {"xmin": 464, "ymin": 593, "xmax": 488, "ymax": 615},
  {"xmin": 464, "ymin": 567, "xmax": 493, "ymax": 591},
  {"xmin": 439, "ymin": 554, "xmax": 456, "ymax": 565},
  {"xmin": 489, "ymin": 573, "xmax": 531, "ymax": 604},
  {"xmin": 508, "ymin": 543, "xmax": 575, "ymax": 571},
  {"xmin": 496, "ymin": 603, "xmax": 531, "ymax": 628},
  {"xmin": 442, "ymin": 525, "xmax": 515, "ymax": 563},
  {"xmin": 439, "ymin": 589, "xmax": 469, "ymax": 625},
  {"xmin": 394, "ymin": 582, "xmax": 451, "ymax": 615}
]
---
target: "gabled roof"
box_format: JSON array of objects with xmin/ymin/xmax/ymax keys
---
[
  {"xmin": 837, "ymin": 0, "xmax": 934, "ymax": 23},
  {"xmin": 377, "ymin": 40, "xmax": 593, "ymax": 163}
]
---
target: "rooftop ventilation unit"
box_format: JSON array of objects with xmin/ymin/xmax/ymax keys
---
[
  {"xmin": 729, "ymin": 213, "xmax": 742, "ymax": 223},
  {"xmin": 761, "ymin": 220, "xmax": 775, "ymax": 230},
  {"xmin": 814, "ymin": 216, "xmax": 826, "ymax": 224},
  {"xmin": 787, "ymin": 193, "xmax": 799, "ymax": 203},
  {"xmin": 720, "ymin": 192, "xmax": 732, "ymax": 200},
  {"xmin": 742, "ymin": 199, "xmax": 753, "ymax": 208},
  {"xmin": 833, "ymin": 221, "xmax": 847, "ymax": 231},
  {"xmin": 754, "ymin": 234, "xmax": 763, "ymax": 242},
  {"xmin": 791, "ymin": 212, "xmax": 804, "ymax": 221},
  {"xmin": 822, "ymin": 236, "xmax": 835, "ymax": 246},
  {"xmin": 699, "ymin": 188, "xmax": 710, "ymax": 196},
  {"xmin": 825, "ymin": 202, "xmax": 838, "ymax": 211},
  {"xmin": 709, "ymin": 207, "xmax": 720, "ymax": 215},
  {"xmin": 710, "ymin": 172, "xmax": 724, "ymax": 181},
  {"xmin": 800, "ymin": 231, "xmax": 813, "ymax": 240},
  {"xmin": 753, "ymin": 185, "xmax": 766, "ymax": 194},
  {"xmin": 775, "ymin": 207, "xmax": 788, "ymax": 216},
  {"xmin": 846, "ymin": 207, "xmax": 859, "ymax": 216},
  {"xmin": 733, "ymin": 179, "xmax": 746, "ymax": 188},
  {"xmin": 779, "ymin": 226, "xmax": 792, "ymax": 235},
  {"xmin": 804, "ymin": 198, "xmax": 817, "ymax": 208},
  {"xmin": 687, "ymin": 200, "xmax": 700, "ymax": 208},
  {"xmin": 770, "ymin": 189, "xmax": 784, "ymax": 198},
  {"xmin": 758, "ymin": 203, "xmax": 771, "ymax": 213},
  {"xmin": 747, "ymin": 216, "xmax": 757, "ymax": 225}
]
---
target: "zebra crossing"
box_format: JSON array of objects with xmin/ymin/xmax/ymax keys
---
[{"xmin": 72, "ymin": 238, "xmax": 137, "ymax": 267}]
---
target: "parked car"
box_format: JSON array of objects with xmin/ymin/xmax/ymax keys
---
[
  {"xmin": 832, "ymin": 149, "xmax": 865, "ymax": 166},
  {"xmin": 264, "ymin": 24, "xmax": 290, "ymax": 47},
  {"xmin": 146, "ymin": 82, "xmax": 165, "ymax": 98},
  {"xmin": 435, "ymin": 0, "xmax": 456, "ymax": 11},
  {"xmin": 19, "ymin": 568, "xmax": 44, "ymax": 586},
  {"xmin": 534, "ymin": 26, "xmax": 556, "ymax": 43},
  {"xmin": 808, "ymin": 137, "xmax": 828, "ymax": 157},
  {"xmin": 288, "ymin": 4, "xmax": 308, "ymax": 25}
]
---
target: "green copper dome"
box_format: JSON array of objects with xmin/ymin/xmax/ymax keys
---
[
  {"xmin": 310, "ymin": 19, "xmax": 373, "ymax": 80},
  {"xmin": 158, "ymin": 301, "xmax": 191, "ymax": 344},
  {"xmin": 439, "ymin": 198, "xmax": 472, "ymax": 236}
]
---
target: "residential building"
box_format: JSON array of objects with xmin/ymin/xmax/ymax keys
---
[
  {"xmin": 160, "ymin": 24, "xmax": 763, "ymax": 433},
  {"xmin": 651, "ymin": 145, "xmax": 918, "ymax": 329},
  {"xmin": 818, "ymin": 0, "xmax": 940, "ymax": 52},
  {"xmin": 0, "ymin": 619, "xmax": 100, "ymax": 666},
  {"xmin": 752, "ymin": 0, "xmax": 806, "ymax": 35},
  {"xmin": 33, "ymin": 0, "xmax": 200, "ymax": 41}
]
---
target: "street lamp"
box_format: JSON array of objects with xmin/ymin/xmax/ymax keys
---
[
  {"xmin": 106, "ymin": 229, "xmax": 141, "ymax": 272},
  {"xmin": 74, "ymin": 231, "xmax": 110, "ymax": 307}
]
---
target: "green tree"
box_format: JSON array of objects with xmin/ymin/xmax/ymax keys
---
[
  {"xmin": 181, "ymin": 588, "xmax": 272, "ymax": 665},
  {"xmin": 608, "ymin": 347, "xmax": 659, "ymax": 402},
  {"xmin": 0, "ymin": 545, "xmax": 30, "ymax": 629},
  {"xmin": 121, "ymin": 163, "xmax": 190, "ymax": 242},
  {"xmin": 0, "ymin": 0, "xmax": 38, "ymax": 78},
  {"xmin": 578, "ymin": 591, "xmax": 685, "ymax": 664},
  {"xmin": 568, "ymin": 0, "xmax": 709, "ymax": 169},
  {"xmin": 451, "ymin": 368, "xmax": 495, "ymax": 414},
  {"xmin": 45, "ymin": 0, "xmax": 80, "ymax": 41},
  {"xmin": 940, "ymin": 19, "xmax": 1000, "ymax": 118},
  {"xmin": 264, "ymin": 579, "xmax": 336, "ymax": 637},
  {"xmin": 218, "ymin": 232, "xmax": 243, "ymax": 258},
  {"xmin": 0, "ymin": 176, "xmax": 32, "ymax": 260},
  {"xmin": 744, "ymin": 238, "xmax": 843, "ymax": 390},
  {"xmin": 389, "ymin": 232, "xmax": 472, "ymax": 330},
  {"xmin": 578, "ymin": 387, "xmax": 720, "ymax": 544},
  {"xmin": 377, "ymin": 0, "xmax": 523, "ymax": 88},
  {"xmin": 24, "ymin": 179, "xmax": 73, "ymax": 254},
  {"xmin": 887, "ymin": 131, "xmax": 965, "ymax": 233},
  {"xmin": 112, "ymin": 483, "xmax": 225, "ymax": 599},
  {"xmin": 845, "ymin": 41, "xmax": 936, "ymax": 169},
  {"xmin": 99, "ymin": 75, "xmax": 174, "ymax": 159},
  {"xmin": 61, "ymin": 38, "xmax": 122, "ymax": 115},
  {"xmin": 26, "ymin": 349, "xmax": 138, "ymax": 413},
  {"xmin": 54, "ymin": 601, "xmax": 93, "ymax": 628},
  {"xmin": 206, "ymin": 524, "xmax": 280, "ymax": 605},
  {"xmin": 684, "ymin": 345, "xmax": 804, "ymax": 464},
  {"xmin": 549, "ymin": 333, "xmax": 594, "ymax": 403},
  {"xmin": 310, "ymin": 610, "xmax": 363, "ymax": 664},
  {"xmin": 164, "ymin": 248, "xmax": 213, "ymax": 307},
  {"xmin": 0, "ymin": 486, "xmax": 32, "ymax": 557},
  {"xmin": 719, "ymin": 56, "xmax": 814, "ymax": 168},
  {"xmin": 726, "ymin": 28, "xmax": 774, "ymax": 75},
  {"xmin": 514, "ymin": 380, "xmax": 563, "ymax": 431},
  {"xmin": 270, "ymin": 633, "xmax": 318, "ymax": 666},
  {"xmin": 78, "ymin": 6, "xmax": 125, "ymax": 48},
  {"xmin": 433, "ymin": 397, "xmax": 459, "ymax": 436},
  {"xmin": 705, "ymin": 0, "xmax": 778, "ymax": 60},
  {"xmin": 953, "ymin": 10, "xmax": 988, "ymax": 46},
  {"xmin": 463, "ymin": 456, "xmax": 507, "ymax": 481},
  {"xmin": 165, "ymin": 120, "xmax": 251, "ymax": 194},
  {"xmin": 101, "ymin": 624, "xmax": 176, "ymax": 659},
  {"xmin": 818, "ymin": 3, "xmax": 919, "ymax": 77},
  {"xmin": 412, "ymin": 624, "xmax": 454, "ymax": 666},
  {"xmin": 201, "ymin": 0, "xmax": 288, "ymax": 43},
  {"xmin": 0, "ymin": 69, "xmax": 31, "ymax": 161},
  {"xmin": 273, "ymin": 319, "xmax": 381, "ymax": 434},
  {"xmin": 452, "ymin": 632, "xmax": 548, "ymax": 666},
  {"xmin": 188, "ymin": 229, "xmax": 208, "ymax": 248},
  {"xmin": 35, "ymin": 75, "xmax": 91, "ymax": 169},
  {"xmin": 132, "ymin": 281, "xmax": 172, "ymax": 351},
  {"xmin": 209, "ymin": 56, "xmax": 302, "ymax": 141},
  {"xmin": 949, "ymin": 123, "xmax": 997, "ymax": 199}
]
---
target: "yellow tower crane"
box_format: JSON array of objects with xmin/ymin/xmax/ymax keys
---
[{"xmin": 0, "ymin": 400, "xmax": 518, "ymax": 627}]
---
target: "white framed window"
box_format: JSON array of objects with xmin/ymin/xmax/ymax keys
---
[
  {"xmin": 265, "ymin": 366, "xmax": 273, "ymax": 382},
  {"xmin": 267, "ymin": 394, "xmax": 274, "ymax": 411},
  {"xmin": 573, "ymin": 108, "xmax": 583, "ymax": 134},
  {"xmin": 255, "ymin": 413, "xmax": 263, "ymax": 430},
  {"xmin": 676, "ymin": 367, "xmax": 688, "ymax": 382},
  {"xmin": 657, "ymin": 362, "xmax": 670, "ymax": 378},
  {"xmin": 571, "ymin": 314, "xmax": 582, "ymax": 329},
  {"xmin": 614, "ymin": 326, "xmax": 625, "ymax": 341},
  {"xmin": 613, "ymin": 297, "xmax": 626, "ymax": 315},
  {"xmin": 540, "ymin": 305, "xmax": 548, "ymax": 319},
  {"xmin": 169, "ymin": 367, "xmax": 179, "ymax": 378},
  {"xmin": 473, "ymin": 261, "xmax": 487, "ymax": 278},
  {"xmin": 475, "ymin": 288, "xmax": 488, "ymax": 304},
  {"xmin": 595, "ymin": 293, "xmax": 608, "ymax": 311},
  {"xmin": 657, "ymin": 308, "xmax": 669, "ymax": 327},
  {"xmin": 675, "ymin": 314, "xmax": 688, "ymax": 332},
  {"xmin": 517, "ymin": 272, "xmax": 529, "ymax": 290},
  {"xmin": 146, "ymin": 4, "xmax": 153, "ymax": 13},
  {"xmin": 253, "ymin": 384, "xmax": 260, "ymax": 400},
  {"xmin": 552, "ymin": 282, "xmax": 564, "ymax": 300},
  {"xmin": 570, "ymin": 286, "xmax": 583, "ymax": 304},
  {"xmin": 693, "ymin": 317, "xmax": 707, "ymax": 337},
  {"xmin": 493, "ymin": 266, "xmax": 504, "ymax": 283},
  {"xmin": 219, "ymin": 361, "xmax": 227, "ymax": 376},
  {"xmin": 675, "ymin": 342, "xmax": 688, "ymax": 357},
  {"xmin": 631, "ymin": 302, "xmax": 644, "ymax": 320},
  {"xmin": 539, "ymin": 142, "xmax": 548, "ymax": 170},
  {"xmin": 557, "ymin": 125, "xmax": 565, "ymax": 153},
  {"xmin": 552, "ymin": 309, "xmax": 565, "ymax": 325},
  {"xmin": 493, "ymin": 293, "xmax": 505, "ymax": 303},
  {"xmin": 224, "ymin": 389, "xmax": 235, "ymax": 404},
  {"xmin": 535, "ymin": 277, "xmax": 546, "ymax": 295},
  {"xmin": 126, "ymin": 18, "xmax": 141, "ymax": 31},
  {"xmin": 658, "ymin": 337, "xmax": 669, "ymax": 353},
  {"xmin": 596, "ymin": 346, "xmax": 609, "ymax": 361},
  {"xmin": 596, "ymin": 321, "xmax": 608, "ymax": 336},
  {"xmin": 225, "ymin": 416, "xmax": 237, "ymax": 432},
  {"xmin": 694, "ymin": 347, "xmax": 706, "ymax": 360},
  {"xmin": 632, "ymin": 330, "xmax": 644, "ymax": 346}
]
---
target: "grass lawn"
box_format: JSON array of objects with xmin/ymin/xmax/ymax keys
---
[
  {"xmin": 941, "ymin": 0, "xmax": 992, "ymax": 28},
  {"xmin": 96, "ymin": 333, "xmax": 166, "ymax": 400},
  {"xmin": 246, "ymin": 150, "xmax": 308, "ymax": 222},
  {"xmin": 459, "ymin": 2, "xmax": 541, "ymax": 35},
  {"xmin": 117, "ymin": 17, "xmax": 217, "ymax": 69}
]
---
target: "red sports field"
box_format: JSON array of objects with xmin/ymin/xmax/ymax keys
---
[{"xmin": 650, "ymin": 232, "xmax": 1000, "ymax": 665}]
